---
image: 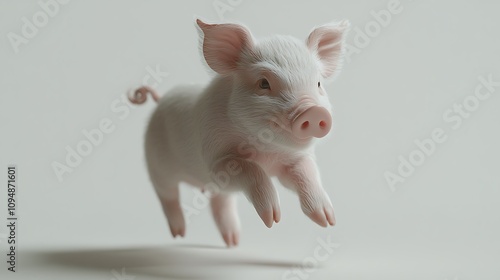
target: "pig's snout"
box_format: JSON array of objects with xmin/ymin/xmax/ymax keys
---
[{"xmin": 291, "ymin": 106, "xmax": 332, "ymax": 139}]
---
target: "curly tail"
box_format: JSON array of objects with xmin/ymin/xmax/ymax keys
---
[{"xmin": 128, "ymin": 86, "xmax": 160, "ymax": 104}]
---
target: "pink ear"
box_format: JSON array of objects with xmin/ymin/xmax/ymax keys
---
[
  {"xmin": 196, "ymin": 19, "xmax": 254, "ymax": 74},
  {"xmin": 307, "ymin": 21, "xmax": 350, "ymax": 78}
]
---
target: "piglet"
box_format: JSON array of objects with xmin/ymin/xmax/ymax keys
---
[{"xmin": 129, "ymin": 19, "xmax": 349, "ymax": 247}]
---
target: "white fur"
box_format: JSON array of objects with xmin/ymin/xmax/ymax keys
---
[{"xmin": 141, "ymin": 20, "xmax": 349, "ymax": 247}]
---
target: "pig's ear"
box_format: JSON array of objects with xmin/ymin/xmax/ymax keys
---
[
  {"xmin": 196, "ymin": 19, "xmax": 254, "ymax": 74},
  {"xmin": 307, "ymin": 20, "xmax": 350, "ymax": 79}
]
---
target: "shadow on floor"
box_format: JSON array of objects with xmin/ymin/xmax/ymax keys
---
[{"xmin": 24, "ymin": 244, "xmax": 305, "ymax": 279}]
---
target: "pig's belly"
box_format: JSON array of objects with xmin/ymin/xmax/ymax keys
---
[
  {"xmin": 178, "ymin": 147, "xmax": 299, "ymax": 187},
  {"xmin": 176, "ymin": 151, "xmax": 289, "ymax": 190},
  {"xmin": 252, "ymin": 151, "xmax": 293, "ymax": 177}
]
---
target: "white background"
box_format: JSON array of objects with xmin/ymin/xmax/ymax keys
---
[{"xmin": 1, "ymin": 0, "xmax": 499, "ymax": 279}]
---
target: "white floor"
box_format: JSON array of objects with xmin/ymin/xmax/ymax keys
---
[{"xmin": 11, "ymin": 243, "xmax": 500, "ymax": 280}]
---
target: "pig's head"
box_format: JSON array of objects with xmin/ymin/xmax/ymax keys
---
[{"xmin": 196, "ymin": 19, "xmax": 349, "ymax": 152}]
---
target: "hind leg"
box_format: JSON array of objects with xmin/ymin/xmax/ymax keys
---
[
  {"xmin": 150, "ymin": 171, "xmax": 186, "ymax": 238},
  {"xmin": 210, "ymin": 193, "xmax": 240, "ymax": 247},
  {"xmin": 158, "ymin": 186, "xmax": 185, "ymax": 237}
]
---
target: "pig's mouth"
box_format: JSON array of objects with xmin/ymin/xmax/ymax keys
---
[
  {"xmin": 270, "ymin": 99, "xmax": 313, "ymax": 145},
  {"xmin": 270, "ymin": 119, "xmax": 291, "ymax": 133},
  {"xmin": 269, "ymin": 118, "xmax": 313, "ymax": 144}
]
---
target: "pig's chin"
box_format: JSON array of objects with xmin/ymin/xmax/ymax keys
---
[{"xmin": 283, "ymin": 133, "xmax": 315, "ymax": 148}]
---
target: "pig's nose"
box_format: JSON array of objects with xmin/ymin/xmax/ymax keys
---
[{"xmin": 291, "ymin": 106, "xmax": 332, "ymax": 139}]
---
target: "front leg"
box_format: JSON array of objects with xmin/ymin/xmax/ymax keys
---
[
  {"xmin": 278, "ymin": 155, "xmax": 335, "ymax": 227},
  {"xmin": 211, "ymin": 157, "xmax": 281, "ymax": 228}
]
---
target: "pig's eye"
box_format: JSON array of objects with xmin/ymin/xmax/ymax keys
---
[
  {"xmin": 259, "ymin": 79, "xmax": 271, "ymax": 90},
  {"xmin": 318, "ymin": 81, "xmax": 321, "ymax": 87}
]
